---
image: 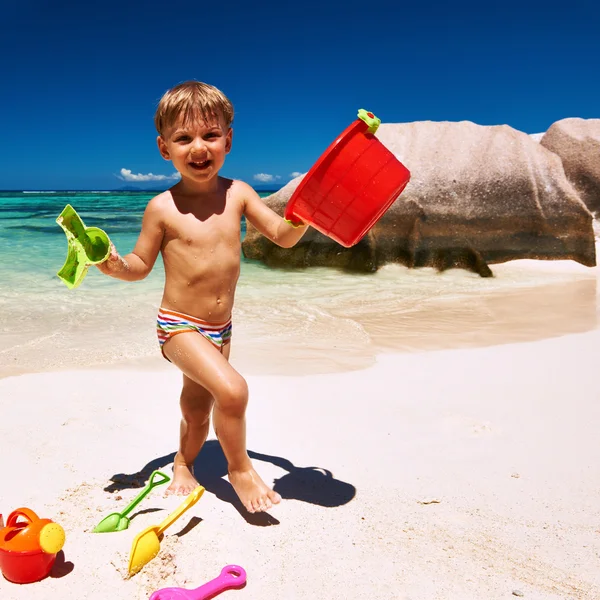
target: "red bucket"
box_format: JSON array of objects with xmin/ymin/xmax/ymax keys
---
[{"xmin": 284, "ymin": 110, "xmax": 410, "ymax": 247}]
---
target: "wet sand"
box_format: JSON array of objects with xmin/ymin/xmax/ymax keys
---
[{"xmin": 2, "ymin": 260, "xmax": 598, "ymax": 379}]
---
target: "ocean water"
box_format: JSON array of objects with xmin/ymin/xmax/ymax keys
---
[{"xmin": 0, "ymin": 191, "xmax": 598, "ymax": 378}]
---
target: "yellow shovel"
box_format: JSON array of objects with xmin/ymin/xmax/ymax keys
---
[{"xmin": 127, "ymin": 486, "xmax": 205, "ymax": 576}]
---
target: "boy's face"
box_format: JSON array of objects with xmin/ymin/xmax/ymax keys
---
[{"xmin": 157, "ymin": 112, "xmax": 232, "ymax": 183}]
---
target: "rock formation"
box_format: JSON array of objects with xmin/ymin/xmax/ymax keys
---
[
  {"xmin": 243, "ymin": 120, "xmax": 596, "ymax": 276},
  {"xmin": 540, "ymin": 118, "xmax": 600, "ymax": 214}
]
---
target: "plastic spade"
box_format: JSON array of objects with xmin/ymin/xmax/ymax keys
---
[
  {"xmin": 93, "ymin": 470, "xmax": 170, "ymax": 533},
  {"xmin": 149, "ymin": 565, "xmax": 247, "ymax": 600},
  {"xmin": 56, "ymin": 204, "xmax": 112, "ymax": 289},
  {"xmin": 128, "ymin": 485, "xmax": 205, "ymax": 575}
]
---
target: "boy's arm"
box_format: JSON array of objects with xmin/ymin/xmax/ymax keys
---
[
  {"xmin": 241, "ymin": 182, "xmax": 308, "ymax": 248},
  {"xmin": 97, "ymin": 196, "xmax": 164, "ymax": 281}
]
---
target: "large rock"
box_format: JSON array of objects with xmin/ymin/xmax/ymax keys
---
[
  {"xmin": 540, "ymin": 118, "xmax": 600, "ymax": 214},
  {"xmin": 243, "ymin": 120, "xmax": 596, "ymax": 276}
]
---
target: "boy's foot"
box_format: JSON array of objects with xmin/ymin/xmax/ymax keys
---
[
  {"xmin": 228, "ymin": 467, "xmax": 282, "ymax": 513},
  {"xmin": 166, "ymin": 456, "xmax": 200, "ymax": 496}
]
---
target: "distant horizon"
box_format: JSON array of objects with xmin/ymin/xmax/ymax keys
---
[{"xmin": 0, "ymin": 126, "xmax": 551, "ymax": 194}]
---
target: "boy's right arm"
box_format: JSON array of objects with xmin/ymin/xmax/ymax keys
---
[{"xmin": 96, "ymin": 197, "xmax": 164, "ymax": 281}]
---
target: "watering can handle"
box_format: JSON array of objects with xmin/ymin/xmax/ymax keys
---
[
  {"xmin": 6, "ymin": 508, "xmax": 40, "ymax": 528},
  {"xmin": 156, "ymin": 485, "xmax": 205, "ymax": 536},
  {"xmin": 120, "ymin": 470, "xmax": 171, "ymax": 518}
]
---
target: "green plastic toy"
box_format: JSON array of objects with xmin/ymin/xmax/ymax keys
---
[
  {"xmin": 93, "ymin": 470, "xmax": 171, "ymax": 533},
  {"xmin": 56, "ymin": 204, "xmax": 111, "ymax": 289},
  {"xmin": 357, "ymin": 109, "xmax": 381, "ymax": 134}
]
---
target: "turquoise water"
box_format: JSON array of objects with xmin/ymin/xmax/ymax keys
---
[
  {"xmin": 1, "ymin": 190, "xmax": 191, "ymax": 288},
  {"xmin": 0, "ymin": 191, "xmax": 598, "ymax": 378}
]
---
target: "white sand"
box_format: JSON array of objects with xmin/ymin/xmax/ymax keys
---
[{"xmin": 1, "ymin": 326, "xmax": 600, "ymax": 599}]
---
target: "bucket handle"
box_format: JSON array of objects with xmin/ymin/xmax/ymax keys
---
[{"xmin": 357, "ymin": 109, "xmax": 381, "ymax": 134}]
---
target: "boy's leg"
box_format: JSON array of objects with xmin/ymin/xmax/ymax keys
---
[
  {"xmin": 166, "ymin": 374, "xmax": 215, "ymax": 495},
  {"xmin": 163, "ymin": 333, "xmax": 281, "ymax": 513}
]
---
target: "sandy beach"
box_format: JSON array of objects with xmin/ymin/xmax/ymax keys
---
[
  {"xmin": 2, "ymin": 0, "xmax": 599, "ymax": 596},
  {"xmin": 2, "ymin": 294, "xmax": 600, "ymax": 599},
  {"xmin": 1, "ymin": 212, "xmax": 600, "ymax": 599}
]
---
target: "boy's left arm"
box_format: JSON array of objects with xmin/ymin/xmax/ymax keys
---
[{"xmin": 241, "ymin": 182, "xmax": 308, "ymax": 248}]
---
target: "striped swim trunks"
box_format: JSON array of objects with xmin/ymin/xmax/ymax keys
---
[{"xmin": 157, "ymin": 307, "xmax": 232, "ymax": 358}]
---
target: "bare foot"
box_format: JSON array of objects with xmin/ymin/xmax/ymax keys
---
[
  {"xmin": 166, "ymin": 454, "xmax": 199, "ymax": 496},
  {"xmin": 228, "ymin": 467, "xmax": 281, "ymax": 513}
]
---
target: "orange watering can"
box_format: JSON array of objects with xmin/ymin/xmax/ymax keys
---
[{"xmin": 0, "ymin": 508, "xmax": 65, "ymax": 584}]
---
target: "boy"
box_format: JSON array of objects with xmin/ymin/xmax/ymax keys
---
[{"xmin": 97, "ymin": 81, "xmax": 308, "ymax": 513}]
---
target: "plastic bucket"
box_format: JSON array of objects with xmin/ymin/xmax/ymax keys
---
[
  {"xmin": 284, "ymin": 111, "xmax": 410, "ymax": 247},
  {"xmin": 0, "ymin": 547, "xmax": 56, "ymax": 584}
]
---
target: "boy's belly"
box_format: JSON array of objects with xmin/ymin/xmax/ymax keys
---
[{"xmin": 160, "ymin": 267, "xmax": 240, "ymax": 323}]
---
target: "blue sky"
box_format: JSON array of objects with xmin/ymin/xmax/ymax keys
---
[{"xmin": 2, "ymin": 0, "xmax": 598, "ymax": 190}]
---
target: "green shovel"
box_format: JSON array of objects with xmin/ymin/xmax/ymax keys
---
[{"xmin": 93, "ymin": 470, "xmax": 171, "ymax": 533}]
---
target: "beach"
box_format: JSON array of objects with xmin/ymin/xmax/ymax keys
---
[
  {"xmin": 1, "ymin": 328, "xmax": 600, "ymax": 599},
  {"xmin": 1, "ymin": 192, "xmax": 600, "ymax": 598}
]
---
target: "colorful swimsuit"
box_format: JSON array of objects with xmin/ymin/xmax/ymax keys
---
[{"xmin": 157, "ymin": 307, "xmax": 232, "ymax": 358}]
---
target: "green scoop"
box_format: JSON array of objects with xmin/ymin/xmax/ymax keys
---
[
  {"xmin": 93, "ymin": 470, "xmax": 171, "ymax": 533},
  {"xmin": 56, "ymin": 204, "xmax": 111, "ymax": 289}
]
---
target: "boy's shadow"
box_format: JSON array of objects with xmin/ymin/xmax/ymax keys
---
[{"xmin": 105, "ymin": 440, "xmax": 356, "ymax": 527}]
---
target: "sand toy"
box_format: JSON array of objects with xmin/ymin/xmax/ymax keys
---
[
  {"xmin": 56, "ymin": 204, "xmax": 111, "ymax": 289},
  {"xmin": 0, "ymin": 508, "xmax": 65, "ymax": 584},
  {"xmin": 149, "ymin": 564, "xmax": 247, "ymax": 600},
  {"xmin": 93, "ymin": 470, "xmax": 171, "ymax": 533},
  {"xmin": 284, "ymin": 109, "xmax": 411, "ymax": 247},
  {"xmin": 128, "ymin": 485, "xmax": 205, "ymax": 575}
]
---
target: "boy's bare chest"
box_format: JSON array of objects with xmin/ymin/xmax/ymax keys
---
[{"xmin": 164, "ymin": 209, "xmax": 242, "ymax": 248}]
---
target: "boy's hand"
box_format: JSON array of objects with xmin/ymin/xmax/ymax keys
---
[
  {"xmin": 284, "ymin": 217, "xmax": 307, "ymax": 228},
  {"xmin": 96, "ymin": 242, "xmax": 124, "ymax": 274}
]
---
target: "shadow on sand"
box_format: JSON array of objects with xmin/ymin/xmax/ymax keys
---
[{"xmin": 104, "ymin": 440, "xmax": 356, "ymax": 526}]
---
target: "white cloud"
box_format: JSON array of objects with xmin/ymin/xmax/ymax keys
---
[
  {"xmin": 289, "ymin": 171, "xmax": 303, "ymax": 178},
  {"xmin": 253, "ymin": 173, "xmax": 282, "ymax": 182},
  {"xmin": 117, "ymin": 168, "xmax": 180, "ymax": 182}
]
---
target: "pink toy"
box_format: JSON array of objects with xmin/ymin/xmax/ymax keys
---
[{"xmin": 149, "ymin": 565, "xmax": 246, "ymax": 600}]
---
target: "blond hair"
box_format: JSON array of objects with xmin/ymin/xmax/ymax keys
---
[{"xmin": 154, "ymin": 81, "xmax": 234, "ymax": 136}]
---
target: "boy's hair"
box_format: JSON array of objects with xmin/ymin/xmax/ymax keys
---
[{"xmin": 154, "ymin": 81, "xmax": 234, "ymax": 136}]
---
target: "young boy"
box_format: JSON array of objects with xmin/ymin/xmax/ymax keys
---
[{"xmin": 97, "ymin": 81, "xmax": 308, "ymax": 513}]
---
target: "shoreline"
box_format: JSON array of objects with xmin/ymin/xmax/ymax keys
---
[{"xmin": 2, "ymin": 261, "xmax": 597, "ymax": 380}]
